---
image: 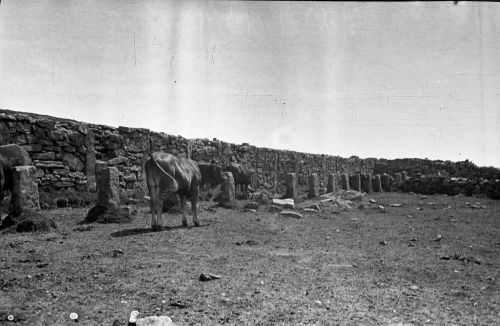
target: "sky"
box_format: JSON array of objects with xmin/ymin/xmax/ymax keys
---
[{"xmin": 1, "ymin": 1, "xmax": 499, "ymax": 167}]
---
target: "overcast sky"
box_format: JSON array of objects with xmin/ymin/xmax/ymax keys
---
[{"xmin": 1, "ymin": 1, "xmax": 499, "ymax": 167}]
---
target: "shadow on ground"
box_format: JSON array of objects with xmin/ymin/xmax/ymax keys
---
[{"xmin": 110, "ymin": 224, "xmax": 208, "ymax": 237}]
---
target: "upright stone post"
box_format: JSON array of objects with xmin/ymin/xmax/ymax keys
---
[
  {"xmin": 0, "ymin": 166, "xmax": 59, "ymax": 232},
  {"xmin": 10, "ymin": 166, "xmax": 41, "ymax": 217},
  {"xmin": 393, "ymin": 173, "xmax": 403, "ymax": 185},
  {"xmin": 220, "ymin": 172, "xmax": 235, "ymax": 202},
  {"xmin": 340, "ymin": 174, "xmax": 350, "ymax": 190},
  {"xmin": 84, "ymin": 126, "xmax": 97, "ymax": 192},
  {"xmin": 361, "ymin": 173, "xmax": 373, "ymax": 193},
  {"xmin": 393, "ymin": 173, "xmax": 403, "ymax": 191},
  {"xmin": 273, "ymin": 152, "xmax": 279, "ymax": 193},
  {"xmin": 327, "ymin": 173, "xmax": 338, "ymax": 193},
  {"xmin": 97, "ymin": 167, "xmax": 120, "ymax": 208},
  {"xmin": 250, "ymin": 170, "xmax": 259, "ymax": 190},
  {"xmin": 308, "ymin": 173, "xmax": 319, "ymax": 198},
  {"xmin": 284, "ymin": 173, "xmax": 298, "ymax": 199},
  {"xmin": 86, "ymin": 167, "xmax": 133, "ymax": 223},
  {"xmin": 381, "ymin": 173, "xmax": 392, "ymax": 192},
  {"xmin": 349, "ymin": 174, "xmax": 361, "ymax": 191},
  {"xmin": 95, "ymin": 161, "xmax": 108, "ymax": 182},
  {"xmin": 372, "ymin": 174, "xmax": 382, "ymax": 192}
]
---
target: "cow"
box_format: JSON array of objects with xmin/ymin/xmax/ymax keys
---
[
  {"xmin": 0, "ymin": 144, "xmax": 33, "ymax": 202},
  {"xmin": 197, "ymin": 160, "xmax": 227, "ymax": 187},
  {"xmin": 161, "ymin": 160, "xmax": 227, "ymax": 212},
  {"xmin": 226, "ymin": 162, "xmax": 251, "ymax": 197},
  {"xmin": 145, "ymin": 152, "xmax": 226, "ymax": 231}
]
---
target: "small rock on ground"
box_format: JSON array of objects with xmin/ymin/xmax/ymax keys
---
[
  {"xmin": 272, "ymin": 198, "xmax": 294, "ymax": 209},
  {"xmin": 304, "ymin": 203, "xmax": 320, "ymax": 211},
  {"xmin": 136, "ymin": 315, "xmax": 176, "ymax": 326},
  {"xmin": 199, "ymin": 272, "xmax": 221, "ymax": 282},
  {"xmin": 279, "ymin": 211, "xmax": 303, "ymax": 219},
  {"xmin": 268, "ymin": 205, "xmax": 282, "ymax": 213}
]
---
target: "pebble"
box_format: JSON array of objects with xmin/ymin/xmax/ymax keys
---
[{"xmin": 279, "ymin": 211, "xmax": 303, "ymax": 219}]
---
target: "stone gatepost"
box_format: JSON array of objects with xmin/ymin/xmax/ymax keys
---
[
  {"xmin": 361, "ymin": 173, "xmax": 373, "ymax": 193},
  {"xmin": 393, "ymin": 173, "xmax": 402, "ymax": 184},
  {"xmin": 251, "ymin": 170, "xmax": 259, "ymax": 190},
  {"xmin": 284, "ymin": 173, "xmax": 297, "ymax": 199},
  {"xmin": 86, "ymin": 167, "xmax": 133, "ymax": 223},
  {"xmin": 10, "ymin": 166, "xmax": 41, "ymax": 217},
  {"xmin": 372, "ymin": 174, "xmax": 382, "ymax": 192},
  {"xmin": 95, "ymin": 161, "xmax": 108, "ymax": 183},
  {"xmin": 340, "ymin": 174, "xmax": 350, "ymax": 190},
  {"xmin": 219, "ymin": 172, "xmax": 235, "ymax": 202},
  {"xmin": 349, "ymin": 174, "xmax": 361, "ymax": 191},
  {"xmin": 84, "ymin": 125, "xmax": 97, "ymax": 192},
  {"xmin": 97, "ymin": 167, "xmax": 120, "ymax": 208},
  {"xmin": 327, "ymin": 173, "xmax": 338, "ymax": 193},
  {"xmin": 381, "ymin": 173, "xmax": 392, "ymax": 192},
  {"xmin": 308, "ymin": 173, "xmax": 319, "ymax": 198}
]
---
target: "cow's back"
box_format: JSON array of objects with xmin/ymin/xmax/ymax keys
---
[
  {"xmin": 0, "ymin": 144, "xmax": 32, "ymax": 167},
  {"xmin": 150, "ymin": 152, "xmax": 201, "ymax": 191},
  {"xmin": 227, "ymin": 162, "xmax": 251, "ymax": 184}
]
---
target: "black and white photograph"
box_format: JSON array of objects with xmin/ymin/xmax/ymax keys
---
[{"xmin": 0, "ymin": 1, "xmax": 499, "ymax": 325}]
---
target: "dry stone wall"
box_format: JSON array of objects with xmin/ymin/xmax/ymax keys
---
[
  {"xmin": 0, "ymin": 111, "xmax": 90, "ymax": 192},
  {"xmin": 1, "ymin": 109, "xmax": 498, "ymax": 204}
]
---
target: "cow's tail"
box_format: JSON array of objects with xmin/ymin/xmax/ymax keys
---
[{"xmin": 148, "ymin": 156, "xmax": 179, "ymax": 198}]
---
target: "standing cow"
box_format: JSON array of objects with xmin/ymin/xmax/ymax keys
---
[
  {"xmin": 198, "ymin": 160, "xmax": 226, "ymax": 187},
  {"xmin": 0, "ymin": 144, "xmax": 33, "ymax": 202},
  {"xmin": 145, "ymin": 152, "xmax": 226, "ymax": 231},
  {"xmin": 161, "ymin": 160, "xmax": 227, "ymax": 211},
  {"xmin": 226, "ymin": 162, "xmax": 251, "ymax": 197}
]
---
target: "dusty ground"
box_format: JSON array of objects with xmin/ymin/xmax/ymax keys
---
[{"xmin": 0, "ymin": 192, "xmax": 499, "ymax": 325}]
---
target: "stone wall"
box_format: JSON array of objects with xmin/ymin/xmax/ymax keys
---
[
  {"xmin": 1, "ymin": 109, "xmax": 498, "ymax": 203},
  {"xmin": 0, "ymin": 111, "xmax": 91, "ymax": 192},
  {"xmin": 373, "ymin": 158, "xmax": 499, "ymax": 180}
]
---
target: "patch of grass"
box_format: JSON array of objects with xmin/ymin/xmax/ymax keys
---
[
  {"xmin": 39, "ymin": 188, "xmax": 96, "ymax": 209},
  {"xmin": 1, "ymin": 211, "xmax": 59, "ymax": 233}
]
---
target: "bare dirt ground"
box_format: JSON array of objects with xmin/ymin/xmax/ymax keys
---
[{"xmin": 1, "ymin": 192, "xmax": 499, "ymax": 325}]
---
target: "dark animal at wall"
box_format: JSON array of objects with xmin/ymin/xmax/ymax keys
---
[
  {"xmin": 197, "ymin": 160, "xmax": 227, "ymax": 187},
  {"xmin": 145, "ymin": 152, "xmax": 204, "ymax": 231},
  {"xmin": 0, "ymin": 144, "xmax": 33, "ymax": 202},
  {"xmin": 161, "ymin": 160, "xmax": 227, "ymax": 211},
  {"xmin": 226, "ymin": 162, "xmax": 251, "ymax": 196}
]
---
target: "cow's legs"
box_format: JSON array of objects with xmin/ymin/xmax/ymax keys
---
[
  {"xmin": 191, "ymin": 188, "xmax": 199, "ymax": 227},
  {"xmin": 179, "ymin": 195, "xmax": 188, "ymax": 227},
  {"xmin": 155, "ymin": 198, "xmax": 165, "ymax": 231},
  {"xmin": 149, "ymin": 187, "xmax": 159, "ymax": 231}
]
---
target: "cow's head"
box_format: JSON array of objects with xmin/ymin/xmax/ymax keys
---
[{"xmin": 209, "ymin": 160, "xmax": 227, "ymax": 185}]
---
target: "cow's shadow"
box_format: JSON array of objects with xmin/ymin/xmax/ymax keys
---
[{"xmin": 110, "ymin": 224, "xmax": 208, "ymax": 238}]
